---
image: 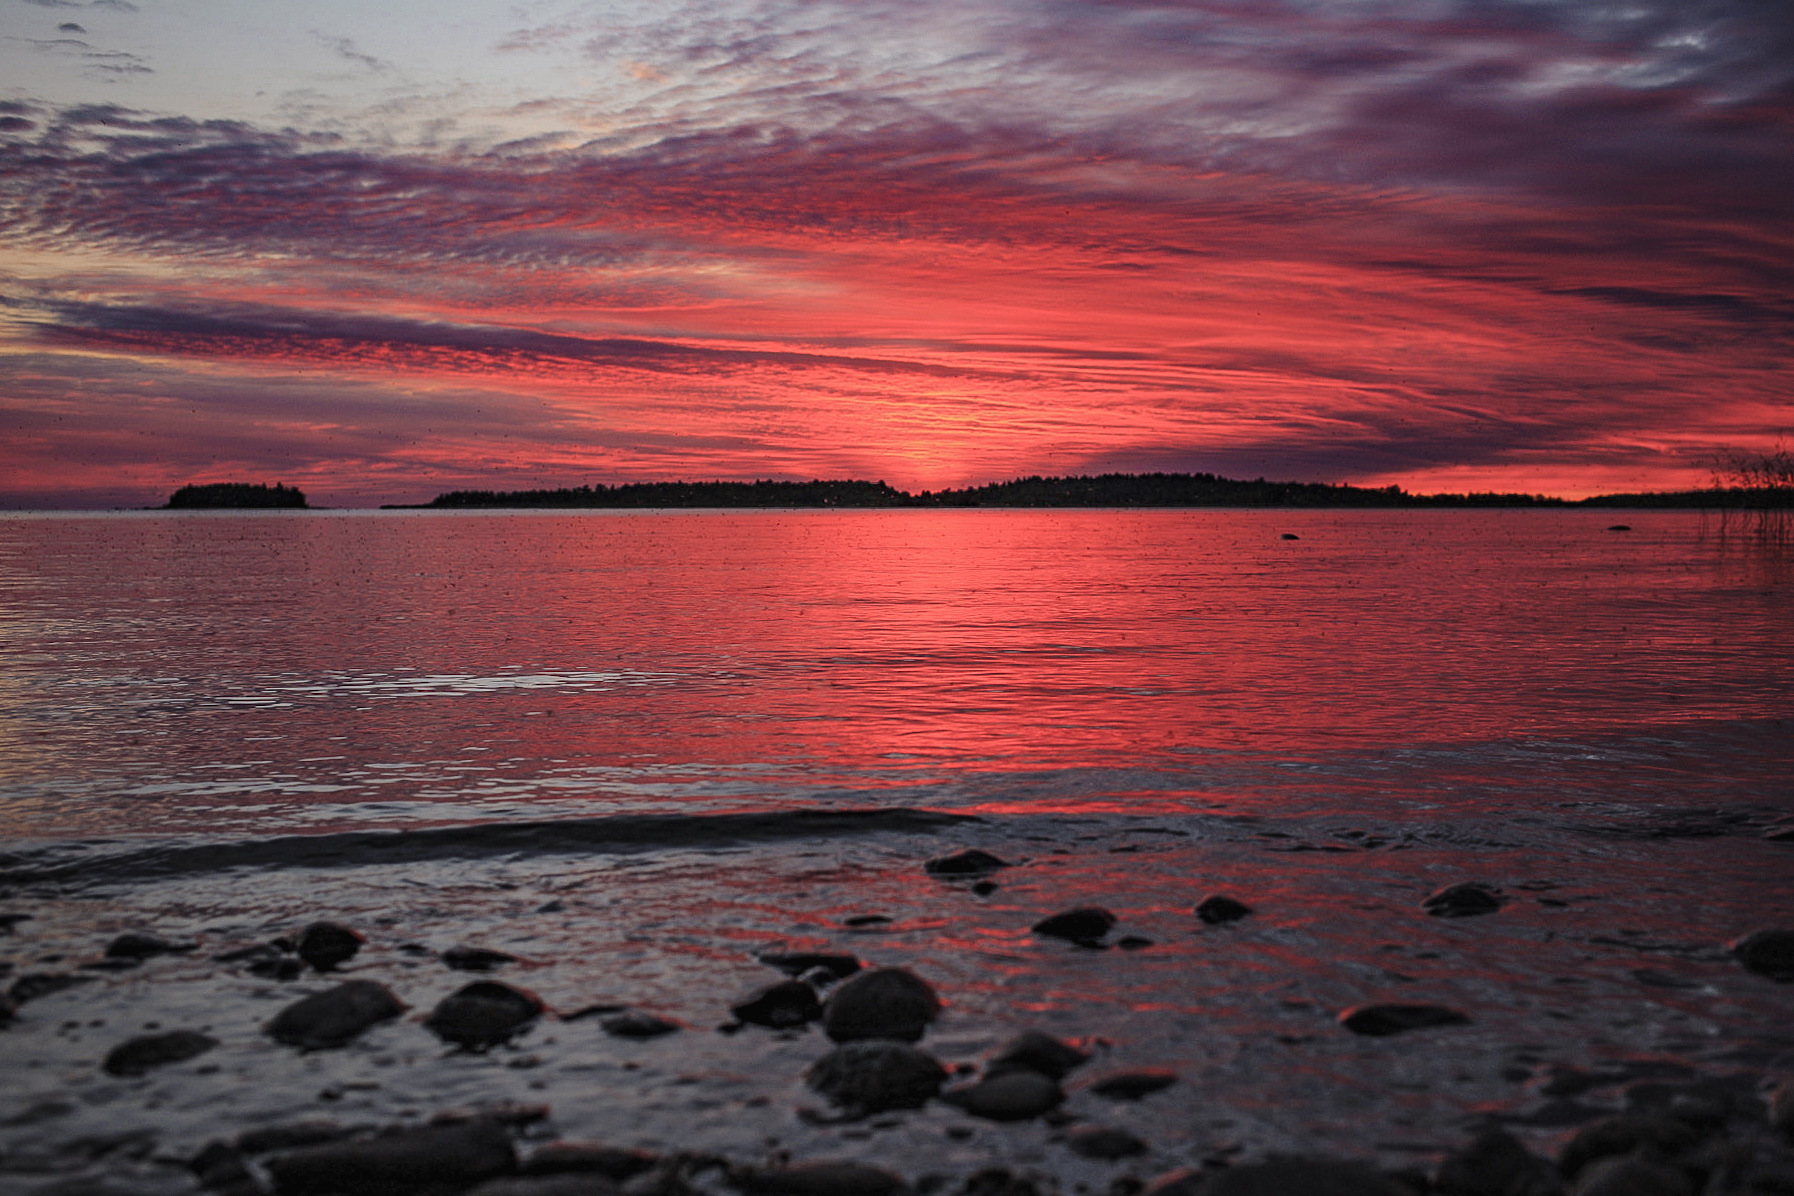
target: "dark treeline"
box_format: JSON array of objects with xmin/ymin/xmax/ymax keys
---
[
  {"xmin": 1581, "ymin": 487, "xmax": 1794, "ymax": 509},
  {"xmin": 409, "ymin": 472, "xmax": 1568, "ymax": 509},
  {"xmin": 165, "ymin": 482, "xmax": 308, "ymax": 509}
]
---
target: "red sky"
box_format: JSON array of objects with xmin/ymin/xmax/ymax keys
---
[{"xmin": 1, "ymin": 0, "xmax": 1791, "ymax": 506}]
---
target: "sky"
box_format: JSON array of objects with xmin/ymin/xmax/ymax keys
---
[{"xmin": 1, "ymin": 0, "xmax": 1790, "ymax": 507}]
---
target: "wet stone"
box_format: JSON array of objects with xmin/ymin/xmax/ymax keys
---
[
  {"xmin": 989, "ymin": 1031, "xmax": 1090, "ymax": 1080},
  {"xmin": 428, "ymin": 981, "xmax": 545, "ymax": 1048},
  {"xmin": 105, "ymin": 931, "xmax": 194, "ymax": 960},
  {"xmin": 1088, "ymin": 1069, "xmax": 1178, "ymax": 1100},
  {"xmin": 9, "ymin": 971, "xmax": 95, "ymax": 1003},
  {"xmin": 103, "ymin": 1029, "xmax": 218, "ymax": 1076},
  {"xmin": 1569, "ymin": 1156, "xmax": 1692, "ymax": 1196},
  {"xmin": 1434, "ymin": 1129, "xmax": 1563, "ymax": 1196},
  {"xmin": 521, "ymin": 1142, "xmax": 659, "ymax": 1179},
  {"xmin": 759, "ymin": 952, "xmax": 862, "ymax": 980},
  {"xmin": 0, "ymin": 912, "xmax": 32, "ymax": 933},
  {"xmin": 1339, "ymin": 1003, "xmax": 1472, "ymax": 1036},
  {"xmin": 808, "ymin": 1040, "xmax": 948, "ymax": 1113},
  {"xmin": 1558, "ymin": 1116, "xmax": 1701, "ymax": 1181},
  {"xmin": 191, "ymin": 1140, "xmax": 259, "ymax": 1194},
  {"xmin": 265, "ymin": 1118, "xmax": 515, "ymax": 1195},
  {"xmin": 237, "ymin": 1121, "xmax": 358, "ymax": 1154},
  {"xmin": 823, "ymin": 967, "xmax": 941, "ymax": 1043},
  {"xmin": 1731, "ymin": 928, "xmax": 1794, "ymax": 981},
  {"xmin": 1065, "ymin": 1125, "xmax": 1147, "ymax": 1160},
  {"xmin": 925, "ymin": 850, "xmax": 1010, "ymax": 877},
  {"xmin": 1195, "ymin": 895, "xmax": 1253, "ymax": 924},
  {"xmin": 732, "ymin": 979, "xmax": 822, "ymax": 1028},
  {"xmin": 267, "ymin": 979, "xmax": 406, "ymax": 1049},
  {"xmin": 960, "ymin": 1168, "xmax": 1041, "ymax": 1196},
  {"xmin": 1198, "ymin": 1159, "xmax": 1414, "ymax": 1196},
  {"xmin": 743, "ymin": 1162, "xmax": 908, "ymax": 1196},
  {"xmin": 295, "ymin": 922, "xmax": 364, "ymax": 972},
  {"xmin": 958, "ymin": 1070, "xmax": 1063, "ymax": 1121},
  {"xmin": 972, "ymin": 881, "xmax": 1000, "ymax": 897},
  {"xmin": 1031, "ymin": 907, "xmax": 1117, "ymax": 944},
  {"xmin": 443, "ymin": 946, "xmax": 520, "ymax": 972},
  {"xmin": 600, "ymin": 1010, "xmax": 680, "ymax": 1039},
  {"xmin": 1423, "ymin": 882, "xmax": 1504, "ymax": 918}
]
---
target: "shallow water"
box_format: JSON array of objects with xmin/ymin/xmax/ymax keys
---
[{"xmin": 1, "ymin": 509, "xmax": 1790, "ymax": 1193}]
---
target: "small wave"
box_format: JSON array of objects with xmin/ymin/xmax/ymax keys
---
[{"xmin": 0, "ymin": 807, "xmax": 976, "ymax": 890}]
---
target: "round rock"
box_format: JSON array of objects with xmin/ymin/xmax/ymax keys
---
[
  {"xmin": 1732, "ymin": 928, "xmax": 1794, "ymax": 981},
  {"xmin": 732, "ymin": 979, "xmax": 822, "ymax": 1029},
  {"xmin": 103, "ymin": 1029, "xmax": 217, "ymax": 1076},
  {"xmin": 807, "ymin": 1040, "xmax": 948, "ymax": 1112},
  {"xmin": 822, "ymin": 967, "xmax": 940, "ymax": 1042},
  {"xmin": 105, "ymin": 932, "xmax": 194, "ymax": 960},
  {"xmin": 1195, "ymin": 895, "xmax": 1253, "ymax": 924},
  {"xmin": 1423, "ymin": 883, "xmax": 1503, "ymax": 918},
  {"xmin": 1065, "ymin": 1126, "xmax": 1147, "ymax": 1160},
  {"xmin": 1088, "ymin": 1069, "xmax": 1178, "ymax": 1100},
  {"xmin": 425, "ymin": 980, "xmax": 544, "ymax": 1048},
  {"xmin": 960, "ymin": 1070, "xmax": 1063, "ymax": 1121},
  {"xmin": 296, "ymin": 922, "xmax": 364, "ymax": 972},
  {"xmin": 1339, "ymin": 1003, "xmax": 1471, "ymax": 1036},
  {"xmin": 1570, "ymin": 1156, "xmax": 1692, "ymax": 1196},
  {"xmin": 600, "ymin": 1010, "xmax": 681, "ymax": 1039},
  {"xmin": 1031, "ymin": 907, "xmax": 1116, "ymax": 944},
  {"xmin": 267, "ymin": 979, "xmax": 406, "ymax": 1049},
  {"xmin": 989, "ymin": 1031, "xmax": 1089, "ymax": 1080},
  {"xmin": 925, "ymin": 850, "xmax": 1009, "ymax": 877},
  {"xmin": 442, "ymin": 947, "xmax": 518, "ymax": 973},
  {"xmin": 1434, "ymin": 1129, "xmax": 1561, "ymax": 1196}
]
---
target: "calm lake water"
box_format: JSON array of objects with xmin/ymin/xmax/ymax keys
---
[{"xmin": 0, "ymin": 508, "xmax": 1790, "ymax": 1191}]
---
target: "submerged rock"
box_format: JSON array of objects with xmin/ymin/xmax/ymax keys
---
[
  {"xmin": 521, "ymin": 1142, "xmax": 658, "ymax": 1179},
  {"xmin": 1423, "ymin": 883, "xmax": 1504, "ymax": 918},
  {"xmin": 1731, "ymin": 928, "xmax": 1794, "ymax": 981},
  {"xmin": 103, "ymin": 1029, "xmax": 217, "ymax": 1076},
  {"xmin": 989, "ymin": 1031, "xmax": 1089, "ymax": 1080},
  {"xmin": 599, "ymin": 1010, "xmax": 680, "ymax": 1039},
  {"xmin": 267, "ymin": 980, "xmax": 406, "ymax": 1049},
  {"xmin": 1557, "ymin": 1116, "xmax": 1700, "ymax": 1182},
  {"xmin": 808, "ymin": 1040, "xmax": 948, "ymax": 1112},
  {"xmin": 443, "ymin": 947, "xmax": 520, "ymax": 972},
  {"xmin": 925, "ymin": 850, "xmax": 1009, "ymax": 876},
  {"xmin": 1569, "ymin": 1156, "xmax": 1691, "ymax": 1196},
  {"xmin": 732, "ymin": 979, "xmax": 822, "ymax": 1028},
  {"xmin": 822, "ymin": 967, "xmax": 940, "ymax": 1042},
  {"xmin": 105, "ymin": 931, "xmax": 195, "ymax": 960},
  {"xmin": 759, "ymin": 952, "xmax": 862, "ymax": 980},
  {"xmin": 1435, "ymin": 1129, "xmax": 1563, "ymax": 1195},
  {"xmin": 427, "ymin": 981, "xmax": 545, "ymax": 1048},
  {"xmin": 742, "ymin": 1162, "xmax": 908, "ymax": 1196},
  {"xmin": 1031, "ymin": 907, "xmax": 1116, "ymax": 944},
  {"xmin": 1339, "ymin": 1003, "xmax": 1471, "ymax": 1036},
  {"xmin": 1088, "ymin": 1069, "xmax": 1178, "ymax": 1100},
  {"xmin": 9, "ymin": 971, "xmax": 95, "ymax": 1003},
  {"xmin": 1065, "ymin": 1126, "xmax": 1148, "ymax": 1160},
  {"xmin": 265, "ymin": 1118, "xmax": 515, "ymax": 1195},
  {"xmin": 1195, "ymin": 895, "xmax": 1253, "ymax": 924},
  {"xmin": 296, "ymin": 922, "xmax": 364, "ymax": 972},
  {"xmin": 957, "ymin": 1070, "xmax": 1063, "ymax": 1121}
]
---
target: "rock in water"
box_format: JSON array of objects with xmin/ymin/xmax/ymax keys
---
[
  {"xmin": 989, "ymin": 1031, "xmax": 1089, "ymax": 1080},
  {"xmin": 521, "ymin": 1143, "xmax": 658, "ymax": 1179},
  {"xmin": 265, "ymin": 1119, "xmax": 515, "ymax": 1195},
  {"xmin": 296, "ymin": 923, "xmax": 364, "ymax": 972},
  {"xmin": 443, "ymin": 947, "xmax": 519, "ymax": 972},
  {"xmin": 1569, "ymin": 1156, "xmax": 1692, "ymax": 1196},
  {"xmin": 1198, "ymin": 1160, "xmax": 1413, "ymax": 1196},
  {"xmin": 807, "ymin": 1040, "xmax": 948, "ymax": 1112},
  {"xmin": 758, "ymin": 952, "xmax": 862, "ymax": 980},
  {"xmin": 1422, "ymin": 883, "xmax": 1504, "ymax": 917},
  {"xmin": 732, "ymin": 979, "xmax": 823, "ymax": 1028},
  {"xmin": 958, "ymin": 1070, "xmax": 1063, "ymax": 1121},
  {"xmin": 267, "ymin": 980, "xmax": 406, "ymax": 1049},
  {"xmin": 1557, "ymin": 1116, "xmax": 1699, "ymax": 1182},
  {"xmin": 1339, "ymin": 1003, "xmax": 1471, "ymax": 1036},
  {"xmin": 9, "ymin": 972, "xmax": 94, "ymax": 1003},
  {"xmin": 105, "ymin": 931, "xmax": 195, "ymax": 960},
  {"xmin": 822, "ymin": 967, "xmax": 941, "ymax": 1042},
  {"xmin": 924, "ymin": 850, "xmax": 1009, "ymax": 876},
  {"xmin": 742, "ymin": 1162, "xmax": 908, "ymax": 1196},
  {"xmin": 599, "ymin": 1010, "xmax": 680, "ymax": 1039},
  {"xmin": 1196, "ymin": 895, "xmax": 1253, "ymax": 924},
  {"xmin": 1434, "ymin": 1129, "xmax": 1563, "ymax": 1195},
  {"xmin": 464, "ymin": 1177, "xmax": 621, "ymax": 1196},
  {"xmin": 1731, "ymin": 929, "xmax": 1794, "ymax": 981},
  {"xmin": 1065, "ymin": 1126, "xmax": 1148, "ymax": 1160},
  {"xmin": 1088, "ymin": 1069, "xmax": 1178, "ymax": 1099},
  {"xmin": 427, "ymin": 981, "xmax": 545, "ymax": 1048},
  {"xmin": 1031, "ymin": 907, "xmax": 1116, "ymax": 944},
  {"xmin": 103, "ymin": 1029, "xmax": 217, "ymax": 1076}
]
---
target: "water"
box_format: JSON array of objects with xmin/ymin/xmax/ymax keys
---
[{"xmin": 0, "ymin": 509, "xmax": 1790, "ymax": 1192}]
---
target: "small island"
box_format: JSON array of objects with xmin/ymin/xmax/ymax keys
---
[{"xmin": 164, "ymin": 482, "xmax": 308, "ymax": 509}]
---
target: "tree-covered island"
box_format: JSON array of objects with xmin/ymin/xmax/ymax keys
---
[{"xmin": 164, "ymin": 482, "xmax": 308, "ymax": 509}]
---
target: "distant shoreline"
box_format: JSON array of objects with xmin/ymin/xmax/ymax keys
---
[{"xmin": 377, "ymin": 472, "xmax": 1794, "ymax": 511}]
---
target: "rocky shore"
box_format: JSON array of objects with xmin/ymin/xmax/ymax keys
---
[{"xmin": 3, "ymin": 842, "xmax": 1793, "ymax": 1196}]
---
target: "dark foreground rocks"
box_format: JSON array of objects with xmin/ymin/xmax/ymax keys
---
[
  {"xmin": 742, "ymin": 1161, "xmax": 908, "ymax": 1196},
  {"xmin": 427, "ymin": 981, "xmax": 545, "ymax": 1048},
  {"xmin": 1339, "ymin": 1003, "xmax": 1471, "ymax": 1036},
  {"xmin": 1422, "ymin": 883, "xmax": 1503, "ymax": 918},
  {"xmin": 267, "ymin": 979, "xmax": 406, "ymax": 1049},
  {"xmin": 295, "ymin": 922, "xmax": 364, "ymax": 972},
  {"xmin": 1434, "ymin": 1129, "xmax": 1561, "ymax": 1195},
  {"xmin": 822, "ymin": 967, "xmax": 940, "ymax": 1042},
  {"xmin": 808, "ymin": 1040, "xmax": 947, "ymax": 1113},
  {"xmin": 989, "ymin": 1031, "xmax": 1089, "ymax": 1080},
  {"xmin": 103, "ymin": 1029, "xmax": 217, "ymax": 1076},
  {"xmin": 1731, "ymin": 929, "xmax": 1794, "ymax": 981},
  {"xmin": 1195, "ymin": 895, "xmax": 1253, "ymax": 925},
  {"xmin": 266, "ymin": 1118, "xmax": 515, "ymax": 1194},
  {"xmin": 732, "ymin": 979, "xmax": 823, "ymax": 1028},
  {"xmin": 1031, "ymin": 907, "xmax": 1117, "ymax": 945},
  {"xmin": 925, "ymin": 850, "xmax": 1009, "ymax": 877},
  {"xmin": 953, "ymin": 1070, "xmax": 1063, "ymax": 1121}
]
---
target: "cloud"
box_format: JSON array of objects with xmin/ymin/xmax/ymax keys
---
[{"xmin": 312, "ymin": 33, "xmax": 394, "ymax": 74}]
